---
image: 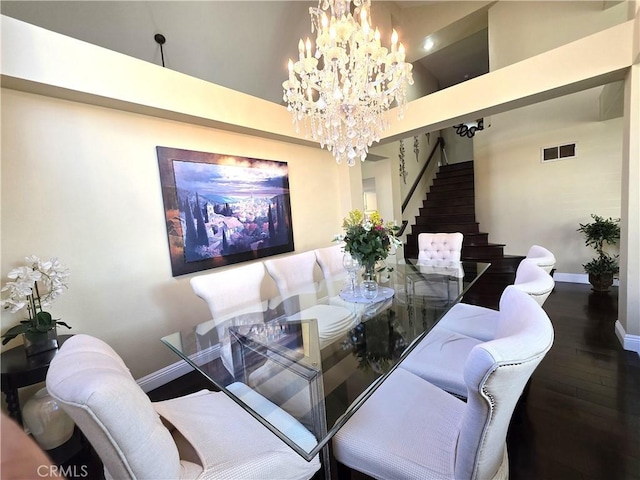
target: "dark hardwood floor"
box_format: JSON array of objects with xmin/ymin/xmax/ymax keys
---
[
  {"xmin": 507, "ymin": 283, "xmax": 639, "ymax": 480},
  {"xmin": 75, "ymin": 282, "xmax": 639, "ymax": 479}
]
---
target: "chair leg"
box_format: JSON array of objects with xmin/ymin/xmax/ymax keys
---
[{"xmin": 336, "ymin": 460, "xmax": 352, "ymax": 480}]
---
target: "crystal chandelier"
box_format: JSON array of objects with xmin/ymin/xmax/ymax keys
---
[{"xmin": 282, "ymin": 0, "xmax": 414, "ymax": 166}]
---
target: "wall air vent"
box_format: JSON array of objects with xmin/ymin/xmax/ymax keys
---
[{"xmin": 541, "ymin": 143, "xmax": 577, "ymax": 163}]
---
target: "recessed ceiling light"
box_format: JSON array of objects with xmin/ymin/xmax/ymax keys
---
[{"xmin": 423, "ymin": 38, "xmax": 434, "ymax": 51}]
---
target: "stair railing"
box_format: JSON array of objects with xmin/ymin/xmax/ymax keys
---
[
  {"xmin": 397, "ymin": 136, "xmax": 445, "ymax": 237},
  {"xmin": 401, "ymin": 136, "xmax": 444, "ymax": 214}
]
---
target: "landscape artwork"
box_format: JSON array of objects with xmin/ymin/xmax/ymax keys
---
[{"xmin": 157, "ymin": 146, "xmax": 294, "ymax": 276}]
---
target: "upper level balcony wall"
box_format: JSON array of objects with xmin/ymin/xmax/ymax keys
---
[{"xmin": 489, "ymin": 0, "xmax": 630, "ymax": 71}]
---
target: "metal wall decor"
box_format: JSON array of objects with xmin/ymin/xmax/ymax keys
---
[
  {"xmin": 414, "ymin": 135, "xmax": 419, "ymax": 162},
  {"xmin": 454, "ymin": 119, "xmax": 484, "ymax": 138}
]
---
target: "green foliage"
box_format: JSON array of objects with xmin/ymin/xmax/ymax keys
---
[
  {"xmin": 341, "ymin": 210, "xmax": 400, "ymax": 270},
  {"xmin": 577, "ymin": 214, "xmax": 620, "ymax": 276},
  {"xmin": 343, "ymin": 226, "xmax": 390, "ymax": 269},
  {"xmin": 583, "ymin": 253, "xmax": 619, "ymax": 276},
  {"xmin": 577, "ymin": 214, "xmax": 620, "ymax": 255},
  {"xmin": 1, "ymin": 312, "xmax": 71, "ymax": 345}
]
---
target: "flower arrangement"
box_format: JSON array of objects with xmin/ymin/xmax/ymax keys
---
[
  {"xmin": 1, "ymin": 256, "xmax": 71, "ymax": 345},
  {"xmin": 334, "ymin": 209, "xmax": 401, "ymax": 273}
]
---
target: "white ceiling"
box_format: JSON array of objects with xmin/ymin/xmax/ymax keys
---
[{"xmin": 1, "ymin": 1, "xmax": 489, "ymax": 104}]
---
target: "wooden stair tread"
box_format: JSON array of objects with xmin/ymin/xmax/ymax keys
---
[
  {"xmin": 462, "ymin": 254, "xmax": 524, "ymax": 260},
  {"xmin": 464, "ymin": 242, "xmax": 506, "ymax": 247}
]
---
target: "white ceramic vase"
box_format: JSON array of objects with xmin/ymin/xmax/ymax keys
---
[{"xmin": 22, "ymin": 387, "xmax": 74, "ymax": 450}]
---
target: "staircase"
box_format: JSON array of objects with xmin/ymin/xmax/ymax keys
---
[{"xmin": 403, "ymin": 161, "xmax": 524, "ymax": 308}]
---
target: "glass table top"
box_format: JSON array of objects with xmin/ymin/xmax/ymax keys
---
[{"xmin": 162, "ymin": 259, "xmax": 490, "ymax": 461}]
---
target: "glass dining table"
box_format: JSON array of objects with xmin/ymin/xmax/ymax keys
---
[{"xmin": 162, "ymin": 259, "xmax": 489, "ymax": 474}]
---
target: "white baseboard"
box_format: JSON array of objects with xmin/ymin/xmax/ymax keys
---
[
  {"xmin": 552, "ymin": 273, "xmax": 589, "ymax": 284},
  {"xmin": 136, "ymin": 344, "xmax": 220, "ymax": 393},
  {"xmin": 615, "ymin": 320, "xmax": 640, "ymax": 355},
  {"xmin": 552, "ymin": 272, "xmax": 619, "ymax": 287}
]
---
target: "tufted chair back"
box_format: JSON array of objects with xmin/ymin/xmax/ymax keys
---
[
  {"xmin": 524, "ymin": 245, "xmax": 556, "ymax": 274},
  {"xmin": 514, "ymin": 260, "xmax": 555, "ymax": 306},
  {"xmin": 455, "ymin": 287, "xmax": 554, "ymax": 479},
  {"xmin": 47, "ymin": 335, "xmax": 321, "ymax": 480},
  {"xmin": 46, "ymin": 335, "xmax": 186, "ymax": 479},
  {"xmin": 418, "ymin": 232, "xmax": 464, "ymax": 262}
]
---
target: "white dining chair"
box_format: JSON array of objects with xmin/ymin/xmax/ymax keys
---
[
  {"xmin": 400, "ymin": 280, "xmax": 554, "ymax": 399},
  {"xmin": 314, "ymin": 244, "xmax": 347, "ymax": 282},
  {"xmin": 190, "ymin": 261, "xmax": 266, "ymax": 323},
  {"xmin": 190, "ymin": 262, "xmax": 267, "ymax": 376},
  {"xmin": 314, "ymin": 243, "xmax": 370, "ymax": 313},
  {"xmin": 46, "ymin": 335, "xmax": 320, "ymax": 480},
  {"xmin": 314, "ymin": 244, "xmax": 348, "ymax": 298},
  {"xmin": 436, "ymin": 261, "xmax": 555, "ymax": 343},
  {"xmin": 264, "ymin": 251, "xmax": 319, "ymax": 301},
  {"xmin": 408, "ymin": 259, "xmax": 465, "ymax": 307},
  {"xmin": 265, "ymin": 252, "xmax": 357, "ymax": 348},
  {"xmin": 333, "ymin": 287, "xmax": 553, "ymax": 480},
  {"xmin": 417, "ymin": 232, "xmax": 464, "ymax": 263},
  {"xmin": 524, "ymin": 244, "xmax": 556, "ymax": 274},
  {"xmin": 513, "ymin": 259, "xmax": 556, "ymax": 305}
]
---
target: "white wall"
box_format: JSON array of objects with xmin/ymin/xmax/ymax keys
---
[
  {"xmin": 474, "ymin": 87, "xmax": 623, "ymax": 274},
  {"xmin": 407, "ymin": 61, "xmax": 440, "ymax": 102},
  {"xmin": 442, "ymin": 126, "xmax": 474, "ymax": 165},
  {"xmin": 489, "ymin": 1, "xmax": 629, "ymax": 70},
  {"xmin": 618, "ymin": 56, "xmax": 640, "ymax": 344},
  {"xmin": 361, "ymin": 159, "xmax": 395, "ymax": 226},
  {"xmin": 0, "ymin": 89, "xmax": 343, "ymax": 378}
]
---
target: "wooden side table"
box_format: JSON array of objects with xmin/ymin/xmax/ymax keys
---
[
  {"xmin": 1, "ymin": 334, "xmax": 91, "ymax": 466},
  {"xmin": 1, "ymin": 334, "xmax": 73, "ymax": 425}
]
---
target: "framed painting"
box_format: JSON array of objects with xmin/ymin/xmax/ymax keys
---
[{"xmin": 157, "ymin": 146, "xmax": 295, "ymax": 276}]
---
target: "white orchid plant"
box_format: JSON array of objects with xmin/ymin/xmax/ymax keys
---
[{"xmin": 1, "ymin": 255, "xmax": 71, "ymax": 345}]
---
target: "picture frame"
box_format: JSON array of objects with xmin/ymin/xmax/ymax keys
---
[{"xmin": 157, "ymin": 146, "xmax": 295, "ymax": 276}]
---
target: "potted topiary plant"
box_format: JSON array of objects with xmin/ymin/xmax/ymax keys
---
[{"xmin": 577, "ymin": 214, "xmax": 620, "ymax": 292}]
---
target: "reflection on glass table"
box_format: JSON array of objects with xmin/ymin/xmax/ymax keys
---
[{"xmin": 161, "ymin": 260, "xmax": 490, "ymax": 464}]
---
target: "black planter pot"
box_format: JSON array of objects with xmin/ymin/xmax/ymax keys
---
[
  {"xmin": 588, "ymin": 272, "xmax": 614, "ymax": 293},
  {"xmin": 23, "ymin": 329, "xmax": 59, "ymax": 356}
]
